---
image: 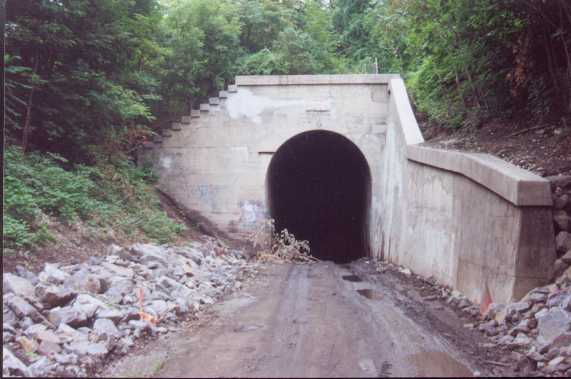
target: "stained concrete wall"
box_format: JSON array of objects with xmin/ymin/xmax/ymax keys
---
[
  {"xmin": 139, "ymin": 74, "xmax": 556, "ymax": 305},
  {"xmin": 379, "ymin": 79, "xmax": 556, "ymax": 304},
  {"xmin": 140, "ymin": 75, "xmax": 397, "ymax": 260}
]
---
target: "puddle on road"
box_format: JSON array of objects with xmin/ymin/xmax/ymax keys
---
[
  {"xmin": 408, "ymin": 351, "xmax": 472, "ymax": 377},
  {"xmin": 357, "ymin": 289, "xmax": 383, "ymax": 300},
  {"xmin": 342, "ymin": 275, "xmax": 363, "ymax": 282},
  {"xmin": 233, "ymin": 324, "xmax": 263, "ymax": 333}
]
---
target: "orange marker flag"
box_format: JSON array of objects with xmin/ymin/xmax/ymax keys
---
[{"xmin": 480, "ymin": 282, "xmax": 493, "ymax": 317}]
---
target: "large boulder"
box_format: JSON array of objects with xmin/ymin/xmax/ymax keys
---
[
  {"xmin": 3, "ymin": 347, "xmax": 31, "ymax": 376},
  {"xmin": 100, "ymin": 262, "xmax": 134, "ymax": 279},
  {"xmin": 3, "ymin": 273, "xmax": 36, "ymax": 300},
  {"xmin": 48, "ymin": 306, "xmax": 90, "ymax": 328},
  {"xmin": 72, "ymin": 293, "xmax": 111, "ymax": 321},
  {"xmin": 15, "ymin": 265, "xmax": 39, "ymax": 285},
  {"xmin": 38, "ymin": 263, "xmax": 70, "ymax": 284},
  {"xmin": 104, "ymin": 278, "xmax": 134, "ymax": 305},
  {"xmin": 65, "ymin": 340, "xmax": 108, "ymax": 358},
  {"xmin": 146, "ymin": 300, "xmax": 169, "ymax": 318},
  {"xmin": 130, "ymin": 244, "xmax": 169, "ymax": 267},
  {"xmin": 69, "ymin": 269, "xmax": 105, "ymax": 294},
  {"xmin": 554, "ymin": 211, "xmax": 571, "ymax": 232},
  {"xmin": 505, "ymin": 301, "xmax": 532, "ymax": 322},
  {"xmin": 96, "ymin": 307, "xmax": 125, "ymax": 325},
  {"xmin": 24, "ymin": 324, "xmax": 61, "ymax": 345},
  {"xmin": 56, "ymin": 323, "xmax": 88, "ymax": 343},
  {"xmin": 556, "ymin": 232, "xmax": 571, "ymax": 254},
  {"xmin": 537, "ymin": 308, "xmax": 571, "ymax": 346},
  {"xmin": 93, "ymin": 318, "xmax": 121, "ymax": 338},
  {"xmin": 37, "ymin": 340, "xmax": 62, "ymax": 356},
  {"xmin": 35, "ymin": 284, "xmax": 76, "ymax": 309},
  {"xmin": 4, "ymin": 294, "xmax": 43, "ymax": 322}
]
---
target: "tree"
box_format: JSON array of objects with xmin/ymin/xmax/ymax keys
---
[{"xmin": 5, "ymin": 0, "xmax": 165, "ymax": 162}]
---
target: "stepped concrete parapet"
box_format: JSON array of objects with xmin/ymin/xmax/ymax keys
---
[{"xmin": 138, "ymin": 75, "xmax": 556, "ymax": 305}]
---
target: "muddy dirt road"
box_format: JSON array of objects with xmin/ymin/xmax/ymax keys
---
[{"xmin": 106, "ymin": 261, "xmax": 505, "ymax": 377}]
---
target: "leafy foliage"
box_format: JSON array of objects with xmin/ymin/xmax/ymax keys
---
[
  {"xmin": 3, "ymin": 146, "xmax": 184, "ymax": 249},
  {"xmin": 360, "ymin": 0, "xmax": 570, "ymax": 126}
]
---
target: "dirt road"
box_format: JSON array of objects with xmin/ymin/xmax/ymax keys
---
[{"xmin": 105, "ymin": 261, "xmax": 504, "ymax": 377}]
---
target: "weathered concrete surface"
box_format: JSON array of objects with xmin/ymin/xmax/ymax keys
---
[
  {"xmin": 401, "ymin": 161, "xmax": 554, "ymax": 304},
  {"xmin": 407, "ymin": 145, "xmax": 553, "ymax": 206},
  {"xmin": 140, "ymin": 74, "xmax": 555, "ymax": 304},
  {"xmin": 104, "ymin": 262, "xmax": 497, "ymax": 378},
  {"xmin": 378, "ymin": 79, "xmax": 555, "ymax": 304},
  {"xmin": 142, "ymin": 75, "xmax": 390, "ymax": 259}
]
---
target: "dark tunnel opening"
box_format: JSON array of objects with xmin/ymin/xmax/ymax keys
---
[{"xmin": 266, "ymin": 130, "xmax": 371, "ymax": 263}]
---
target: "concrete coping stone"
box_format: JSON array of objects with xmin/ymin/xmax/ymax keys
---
[
  {"xmin": 388, "ymin": 78, "xmax": 424, "ymax": 146},
  {"xmin": 235, "ymin": 74, "xmax": 401, "ymax": 86},
  {"xmin": 407, "ymin": 145, "xmax": 553, "ymax": 206},
  {"xmin": 387, "ymin": 75, "xmax": 551, "ymax": 206},
  {"xmin": 199, "ymin": 104, "xmax": 210, "ymax": 112}
]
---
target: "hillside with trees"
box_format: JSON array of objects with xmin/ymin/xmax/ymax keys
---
[{"xmin": 4, "ymin": 0, "xmax": 571, "ymax": 252}]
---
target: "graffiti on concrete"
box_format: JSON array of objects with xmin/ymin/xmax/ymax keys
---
[{"xmin": 239, "ymin": 200, "xmax": 266, "ymax": 227}]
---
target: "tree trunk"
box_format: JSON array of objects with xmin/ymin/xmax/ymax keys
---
[
  {"xmin": 558, "ymin": 0, "xmax": 571, "ymax": 112},
  {"xmin": 22, "ymin": 57, "xmax": 39, "ymax": 154}
]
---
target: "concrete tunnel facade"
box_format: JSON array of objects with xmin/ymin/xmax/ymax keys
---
[
  {"xmin": 139, "ymin": 74, "xmax": 556, "ymax": 305},
  {"xmin": 142, "ymin": 75, "xmax": 391, "ymax": 262}
]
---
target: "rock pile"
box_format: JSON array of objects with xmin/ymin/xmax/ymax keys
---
[
  {"xmin": 549, "ymin": 175, "xmax": 571, "ymax": 281},
  {"xmin": 377, "ymin": 258, "xmax": 571, "ymax": 377},
  {"xmin": 477, "ymin": 268, "xmax": 571, "ymax": 377},
  {"xmin": 2, "ymin": 238, "xmax": 257, "ymax": 377}
]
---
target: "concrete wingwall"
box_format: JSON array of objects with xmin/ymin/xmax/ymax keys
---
[{"xmin": 139, "ymin": 74, "xmax": 557, "ymax": 305}]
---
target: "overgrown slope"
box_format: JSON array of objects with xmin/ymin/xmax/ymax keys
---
[{"xmin": 3, "ymin": 146, "xmax": 185, "ymax": 268}]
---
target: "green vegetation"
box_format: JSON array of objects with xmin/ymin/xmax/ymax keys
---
[
  {"xmin": 4, "ymin": 0, "xmax": 570, "ymax": 249},
  {"xmin": 4, "ymin": 146, "xmax": 184, "ymax": 249}
]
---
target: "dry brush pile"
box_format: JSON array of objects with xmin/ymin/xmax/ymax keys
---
[{"xmin": 251, "ymin": 219, "xmax": 317, "ymax": 264}]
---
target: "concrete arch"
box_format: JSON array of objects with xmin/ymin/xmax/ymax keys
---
[
  {"xmin": 140, "ymin": 74, "xmax": 556, "ymax": 304},
  {"xmin": 266, "ymin": 130, "xmax": 372, "ymax": 262}
]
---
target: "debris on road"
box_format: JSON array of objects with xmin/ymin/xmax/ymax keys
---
[{"xmin": 251, "ymin": 219, "xmax": 318, "ymax": 264}]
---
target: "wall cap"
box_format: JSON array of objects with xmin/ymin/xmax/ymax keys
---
[
  {"xmin": 235, "ymin": 74, "xmax": 401, "ymax": 86},
  {"xmin": 388, "ymin": 78, "xmax": 425, "ymax": 145},
  {"xmin": 407, "ymin": 145, "xmax": 553, "ymax": 206}
]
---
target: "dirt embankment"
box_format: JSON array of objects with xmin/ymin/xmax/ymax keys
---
[
  {"xmin": 2, "ymin": 189, "xmax": 254, "ymax": 276},
  {"xmin": 421, "ymin": 116, "xmax": 571, "ymax": 177}
]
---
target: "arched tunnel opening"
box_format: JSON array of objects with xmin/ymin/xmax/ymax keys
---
[{"xmin": 266, "ymin": 130, "xmax": 371, "ymax": 263}]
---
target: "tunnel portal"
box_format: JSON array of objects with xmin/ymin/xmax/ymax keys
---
[{"xmin": 266, "ymin": 130, "xmax": 371, "ymax": 263}]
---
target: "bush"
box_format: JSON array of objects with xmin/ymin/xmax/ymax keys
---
[{"xmin": 3, "ymin": 146, "xmax": 185, "ymax": 249}]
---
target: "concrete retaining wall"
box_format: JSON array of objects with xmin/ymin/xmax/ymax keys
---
[
  {"xmin": 380, "ymin": 78, "xmax": 556, "ymax": 304},
  {"xmin": 139, "ymin": 74, "xmax": 556, "ymax": 304}
]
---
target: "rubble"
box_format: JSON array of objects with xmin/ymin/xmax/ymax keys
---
[
  {"xmin": 476, "ymin": 272, "xmax": 571, "ymax": 377},
  {"xmin": 2, "ymin": 238, "xmax": 256, "ymax": 377},
  {"xmin": 376, "ymin": 250, "xmax": 571, "ymax": 377}
]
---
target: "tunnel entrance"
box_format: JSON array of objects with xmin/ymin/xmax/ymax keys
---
[{"xmin": 266, "ymin": 130, "xmax": 371, "ymax": 263}]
